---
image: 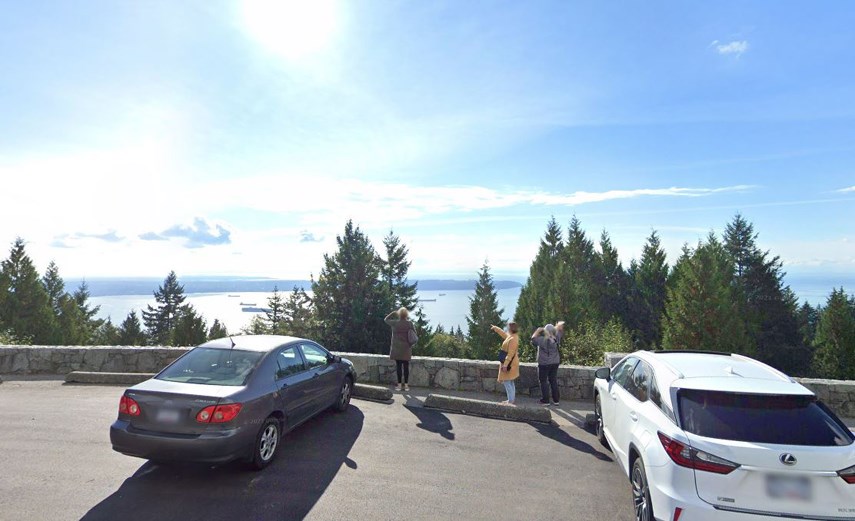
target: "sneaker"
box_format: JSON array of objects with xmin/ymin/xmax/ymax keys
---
[
  {"xmin": 395, "ymin": 383, "xmax": 402, "ymax": 391},
  {"xmin": 551, "ymin": 402, "xmax": 560, "ymax": 406},
  {"xmin": 538, "ymin": 399, "xmax": 550, "ymax": 405},
  {"xmin": 403, "ymin": 384, "xmax": 410, "ymax": 391}
]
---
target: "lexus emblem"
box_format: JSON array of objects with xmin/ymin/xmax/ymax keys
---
[{"xmin": 780, "ymin": 453, "xmax": 797, "ymax": 466}]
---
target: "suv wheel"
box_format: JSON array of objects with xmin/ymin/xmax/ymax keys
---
[
  {"xmin": 594, "ymin": 394, "xmax": 608, "ymax": 448},
  {"xmin": 631, "ymin": 456, "xmax": 654, "ymax": 521}
]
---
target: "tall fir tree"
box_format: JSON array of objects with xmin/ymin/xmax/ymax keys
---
[
  {"xmin": 796, "ymin": 302, "xmax": 820, "ymax": 347},
  {"xmin": 515, "ymin": 217, "xmax": 563, "ymax": 351},
  {"xmin": 662, "ymin": 234, "xmax": 749, "ymax": 353},
  {"xmin": 142, "ymin": 271, "xmax": 187, "ymax": 345},
  {"xmin": 92, "ymin": 317, "xmax": 120, "ymax": 345},
  {"xmin": 381, "ymin": 230, "xmax": 418, "ymax": 309},
  {"xmin": 41, "ymin": 261, "xmax": 65, "ymax": 344},
  {"xmin": 171, "ymin": 304, "xmax": 208, "ymax": 346},
  {"xmin": 812, "ymin": 288, "xmax": 855, "ymax": 380},
  {"xmin": 264, "ymin": 286, "xmax": 286, "ymax": 333},
  {"xmin": 312, "ymin": 221, "xmax": 392, "ymax": 353},
  {"xmin": 628, "ymin": 230, "xmax": 669, "ymax": 348},
  {"xmin": 280, "ymin": 286, "xmax": 317, "ymax": 338},
  {"xmin": 70, "ymin": 281, "xmax": 101, "ymax": 344},
  {"xmin": 548, "ymin": 216, "xmax": 600, "ymax": 332},
  {"xmin": 0, "ymin": 238, "xmax": 52, "ymax": 344},
  {"xmin": 597, "ymin": 231, "xmax": 630, "ymax": 328},
  {"xmin": 118, "ymin": 310, "xmax": 147, "ymax": 346},
  {"xmin": 466, "ymin": 261, "xmax": 506, "ymax": 360},
  {"xmin": 208, "ymin": 319, "xmax": 229, "ymax": 340}
]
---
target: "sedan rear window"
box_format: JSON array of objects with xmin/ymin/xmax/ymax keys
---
[
  {"xmin": 157, "ymin": 348, "xmax": 263, "ymax": 386},
  {"xmin": 678, "ymin": 390, "xmax": 854, "ymax": 446}
]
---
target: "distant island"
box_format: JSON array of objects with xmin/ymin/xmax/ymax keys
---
[{"xmin": 67, "ymin": 276, "xmax": 523, "ymax": 297}]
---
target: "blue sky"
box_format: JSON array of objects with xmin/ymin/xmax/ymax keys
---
[{"xmin": 1, "ymin": 0, "xmax": 854, "ymax": 286}]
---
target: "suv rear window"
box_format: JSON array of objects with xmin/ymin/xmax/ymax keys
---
[
  {"xmin": 678, "ymin": 390, "xmax": 853, "ymax": 446},
  {"xmin": 157, "ymin": 347, "xmax": 263, "ymax": 386}
]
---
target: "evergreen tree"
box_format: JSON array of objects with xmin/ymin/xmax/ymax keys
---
[
  {"xmin": 92, "ymin": 317, "xmax": 120, "ymax": 345},
  {"xmin": 424, "ymin": 333, "xmax": 470, "ymax": 359},
  {"xmin": 280, "ymin": 286, "xmax": 317, "ymax": 338},
  {"xmin": 563, "ymin": 319, "xmax": 631, "ymax": 366},
  {"xmin": 142, "ymin": 271, "xmax": 186, "ymax": 345},
  {"xmin": 411, "ymin": 305, "xmax": 434, "ymax": 353},
  {"xmin": 242, "ymin": 315, "xmax": 269, "ymax": 335},
  {"xmin": 264, "ymin": 286, "xmax": 286, "ymax": 333},
  {"xmin": 597, "ymin": 231, "xmax": 630, "ymax": 328},
  {"xmin": 662, "ymin": 234, "xmax": 749, "ymax": 353},
  {"xmin": 466, "ymin": 261, "xmax": 506, "ymax": 360},
  {"xmin": 381, "ymin": 230, "xmax": 418, "ymax": 309},
  {"xmin": 70, "ymin": 281, "xmax": 101, "ymax": 344},
  {"xmin": 515, "ymin": 218, "xmax": 563, "ymax": 338},
  {"xmin": 549, "ymin": 216, "xmax": 600, "ymax": 331},
  {"xmin": 117, "ymin": 311, "xmax": 147, "ymax": 346},
  {"xmin": 41, "ymin": 261, "xmax": 65, "ymax": 344},
  {"xmin": 171, "ymin": 304, "xmax": 208, "ymax": 346},
  {"xmin": 796, "ymin": 302, "xmax": 820, "ymax": 347},
  {"xmin": 628, "ymin": 231, "xmax": 669, "ymax": 348},
  {"xmin": 812, "ymin": 289, "xmax": 855, "ymax": 380},
  {"xmin": 312, "ymin": 221, "xmax": 391, "ymax": 353},
  {"xmin": 0, "ymin": 238, "xmax": 52, "ymax": 344},
  {"xmin": 208, "ymin": 319, "xmax": 229, "ymax": 340},
  {"xmin": 454, "ymin": 325, "xmax": 465, "ymax": 339}
]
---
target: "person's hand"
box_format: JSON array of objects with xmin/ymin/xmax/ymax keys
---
[
  {"xmin": 501, "ymin": 365, "xmax": 509, "ymax": 372},
  {"xmin": 556, "ymin": 321, "xmax": 565, "ymax": 332}
]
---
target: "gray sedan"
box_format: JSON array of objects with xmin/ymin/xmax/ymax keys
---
[{"xmin": 110, "ymin": 335, "xmax": 355, "ymax": 470}]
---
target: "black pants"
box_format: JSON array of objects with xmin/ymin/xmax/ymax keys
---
[
  {"xmin": 538, "ymin": 363, "xmax": 560, "ymax": 402},
  {"xmin": 396, "ymin": 360, "xmax": 410, "ymax": 384}
]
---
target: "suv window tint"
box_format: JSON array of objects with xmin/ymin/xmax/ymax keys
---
[
  {"xmin": 276, "ymin": 347, "xmax": 305, "ymax": 379},
  {"xmin": 625, "ymin": 361, "xmax": 650, "ymax": 402},
  {"xmin": 678, "ymin": 390, "xmax": 854, "ymax": 446},
  {"xmin": 649, "ymin": 374, "xmax": 662, "ymax": 407},
  {"xmin": 612, "ymin": 357, "xmax": 639, "ymax": 389},
  {"xmin": 300, "ymin": 343, "xmax": 329, "ymax": 369},
  {"xmin": 157, "ymin": 348, "xmax": 262, "ymax": 386}
]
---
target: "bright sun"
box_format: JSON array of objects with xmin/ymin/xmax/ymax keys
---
[{"xmin": 241, "ymin": 0, "xmax": 340, "ymax": 61}]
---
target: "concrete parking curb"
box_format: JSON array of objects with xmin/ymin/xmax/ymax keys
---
[
  {"xmin": 65, "ymin": 371, "xmax": 154, "ymax": 385},
  {"xmin": 424, "ymin": 393, "xmax": 552, "ymax": 424},
  {"xmin": 352, "ymin": 383, "xmax": 393, "ymax": 402}
]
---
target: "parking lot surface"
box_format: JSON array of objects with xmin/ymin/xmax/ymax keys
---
[{"xmin": 0, "ymin": 378, "xmax": 632, "ymax": 521}]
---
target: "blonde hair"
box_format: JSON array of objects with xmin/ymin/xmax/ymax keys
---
[
  {"xmin": 398, "ymin": 307, "xmax": 409, "ymax": 320},
  {"xmin": 507, "ymin": 322, "xmax": 518, "ymax": 334}
]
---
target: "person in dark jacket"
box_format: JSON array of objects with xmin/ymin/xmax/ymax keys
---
[
  {"xmin": 531, "ymin": 323, "xmax": 561, "ymax": 405},
  {"xmin": 385, "ymin": 307, "xmax": 416, "ymax": 391}
]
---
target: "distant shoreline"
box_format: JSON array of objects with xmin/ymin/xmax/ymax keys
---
[{"xmin": 69, "ymin": 278, "xmax": 524, "ymax": 297}]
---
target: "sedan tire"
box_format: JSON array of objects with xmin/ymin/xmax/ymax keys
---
[
  {"xmin": 250, "ymin": 417, "xmax": 280, "ymax": 471},
  {"xmin": 333, "ymin": 376, "xmax": 353, "ymax": 413}
]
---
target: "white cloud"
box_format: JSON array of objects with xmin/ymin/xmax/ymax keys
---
[
  {"xmin": 711, "ymin": 40, "xmax": 749, "ymax": 58},
  {"xmin": 836, "ymin": 186, "xmax": 855, "ymax": 193}
]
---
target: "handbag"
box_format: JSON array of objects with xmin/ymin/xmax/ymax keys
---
[
  {"xmin": 407, "ymin": 328, "xmax": 418, "ymax": 345},
  {"xmin": 498, "ymin": 349, "xmax": 507, "ymax": 363}
]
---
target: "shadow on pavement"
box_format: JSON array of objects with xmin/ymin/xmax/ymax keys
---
[
  {"xmin": 405, "ymin": 404, "xmax": 455, "ymax": 440},
  {"xmin": 530, "ymin": 422, "xmax": 612, "ymax": 462},
  {"xmin": 81, "ymin": 405, "xmax": 364, "ymax": 521}
]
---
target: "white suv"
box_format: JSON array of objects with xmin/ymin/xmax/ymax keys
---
[{"xmin": 593, "ymin": 350, "xmax": 855, "ymax": 521}]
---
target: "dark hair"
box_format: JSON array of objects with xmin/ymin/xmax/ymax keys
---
[{"xmin": 507, "ymin": 322, "xmax": 518, "ymax": 334}]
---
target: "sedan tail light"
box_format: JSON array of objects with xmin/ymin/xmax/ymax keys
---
[
  {"xmin": 196, "ymin": 403, "xmax": 242, "ymax": 423},
  {"xmin": 658, "ymin": 432, "xmax": 740, "ymax": 475},
  {"xmin": 119, "ymin": 395, "xmax": 141, "ymax": 416},
  {"xmin": 838, "ymin": 464, "xmax": 855, "ymax": 484}
]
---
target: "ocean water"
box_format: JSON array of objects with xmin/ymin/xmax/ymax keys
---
[{"xmin": 91, "ymin": 288, "xmax": 523, "ymax": 335}]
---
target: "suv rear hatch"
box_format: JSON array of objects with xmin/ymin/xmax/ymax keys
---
[{"xmin": 676, "ymin": 388, "xmax": 855, "ymax": 519}]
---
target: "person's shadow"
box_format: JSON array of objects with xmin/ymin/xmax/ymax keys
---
[
  {"xmin": 405, "ymin": 404, "xmax": 455, "ymax": 440},
  {"xmin": 530, "ymin": 421, "xmax": 613, "ymax": 462},
  {"xmin": 81, "ymin": 406, "xmax": 364, "ymax": 521}
]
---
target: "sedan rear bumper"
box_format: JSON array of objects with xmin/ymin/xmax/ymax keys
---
[{"xmin": 110, "ymin": 419, "xmax": 256, "ymax": 464}]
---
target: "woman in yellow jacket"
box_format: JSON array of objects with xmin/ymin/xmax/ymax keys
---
[{"xmin": 491, "ymin": 322, "xmax": 520, "ymax": 405}]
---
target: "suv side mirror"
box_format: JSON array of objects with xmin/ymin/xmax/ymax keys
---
[{"xmin": 595, "ymin": 367, "xmax": 611, "ymax": 381}]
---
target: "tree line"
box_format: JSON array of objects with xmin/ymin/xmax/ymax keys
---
[{"xmin": 1, "ymin": 215, "xmax": 852, "ymax": 379}]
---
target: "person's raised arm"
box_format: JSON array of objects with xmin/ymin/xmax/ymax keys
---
[
  {"xmin": 531, "ymin": 326, "xmax": 544, "ymax": 341},
  {"xmin": 490, "ymin": 324, "xmax": 508, "ymax": 340},
  {"xmin": 385, "ymin": 311, "xmax": 398, "ymax": 325}
]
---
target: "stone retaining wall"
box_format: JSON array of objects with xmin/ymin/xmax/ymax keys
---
[{"xmin": 1, "ymin": 346, "xmax": 853, "ymax": 417}]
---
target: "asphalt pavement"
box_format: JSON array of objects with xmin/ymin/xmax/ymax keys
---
[{"xmin": 0, "ymin": 379, "xmax": 632, "ymax": 521}]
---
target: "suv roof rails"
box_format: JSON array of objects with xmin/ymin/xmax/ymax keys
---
[{"xmin": 729, "ymin": 353, "xmax": 794, "ymax": 383}]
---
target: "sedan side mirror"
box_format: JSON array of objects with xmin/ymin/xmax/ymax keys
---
[
  {"xmin": 327, "ymin": 354, "xmax": 340, "ymax": 365},
  {"xmin": 594, "ymin": 367, "xmax": 611, "ymax": 381}
]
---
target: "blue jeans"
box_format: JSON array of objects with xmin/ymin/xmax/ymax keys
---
[{"xmin": 502, "ymin": 380, "xmax": 516, "ymax": 402}]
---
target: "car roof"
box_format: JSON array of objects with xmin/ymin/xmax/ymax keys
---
[
  {"xmin": 629, "ymin": 350, "xmax": 812, "ymax": 398},
  {"xmin": 198, "ymin": 334, "xmax": 306, "ymax": 352}
]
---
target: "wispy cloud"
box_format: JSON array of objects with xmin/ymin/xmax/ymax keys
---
[
  {"xmin": 836, "ymin": 186, "xmax": 855, "ymax": 193},
  {"xmin": 299, "ymin": 230, "xmax": 324, "ymax": 243},
  {"xmin": 77, "ymin": 231, "xmax": 124, "ymax": 243},
  {"xmin": 143, "ymin": 218, "xmax": 232, "ymax": 248},
  {"xmin": 49, "ymin": 230, "xmax": 124, "ymax": 248},
  {"xmin": 711, "ymin": 40, "xmax": 749, "ymax": 58}
]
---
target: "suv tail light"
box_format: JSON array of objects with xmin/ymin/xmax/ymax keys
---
[
  {"xmin": 196, "ymin": 403, "xmax": 242, "ymax": 423},
  {"xmin": 658, "ymin": 432, "xmax": 740, "ymax": 475},
  {"xmin": 838, "ymin": 464, "xmax": 855, "ymax": 484},
  {"xmin": 119, "ymin": 395, "xmax": 140, "ymax": 416}
]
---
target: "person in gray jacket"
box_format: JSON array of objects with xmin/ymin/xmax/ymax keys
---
[
  {"xmin": 531, "ymin": 323, "xmax": 561, "ymax": 405},
  {"xmin": 385, "ymin": 307, "xmax": 416, "ymax": 391}
]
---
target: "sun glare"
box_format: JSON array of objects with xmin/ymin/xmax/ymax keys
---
[{"xmin": 241, "ymin": 0, "xmax": 340, "ymax": 61}]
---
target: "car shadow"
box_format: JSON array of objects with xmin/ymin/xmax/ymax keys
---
[
  {"xmin": 530, "ymin": 421, "xmax": 613, "ymax": 462},
  {"xmin": 404, "ymin": 404, "xmax": 455, "ymax": 440},
  {"xmin": 81, "ymin": 405, "xmax": 365, "ymax": 521}
]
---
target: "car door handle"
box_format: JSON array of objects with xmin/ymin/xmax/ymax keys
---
[
  {"xmin": 610, "ymin": 392, "xmax": 617, "ymax": 400},
  {"xmin": 312, "ymin": 373, "xmax": 320, "ymax": 379},
  {"xmin": 629, "ymin": 411, "xmax": 638, "ymax": 422}
]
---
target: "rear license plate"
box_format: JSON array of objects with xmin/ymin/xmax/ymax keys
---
[
  {"xmin": 156, "ymin": 409, "xmax": 181, "ymax": 424},
  {"xmin": 766, "ymin": 474, "xmax": 812, "ymax": 501}
]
